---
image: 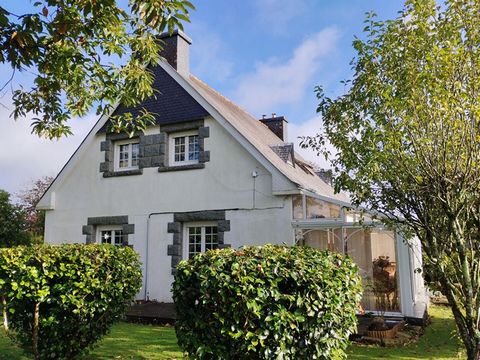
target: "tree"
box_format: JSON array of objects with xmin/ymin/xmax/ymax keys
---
[
  {"xmin": 301, "ymin": 1, "xmax": 480, "ymax": 358},
  {"xmin": 16, "ymin": 176, "xmax": 53, "ymax": 238},
  {"xmin": 0, "ymin": 189, "xmax": 30, "ymax": 247},
  {"xmin": 0, "ymin": 0, "xmax": 194, "ymax": 139}
]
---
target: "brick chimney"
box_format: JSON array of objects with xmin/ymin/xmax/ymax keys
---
[
  {"xmin": 259, "ymin": 114, "xmax": 288, "ymax": 141},
  {"xmin": 158, "ymin": 30, "xmax": 192, "ymax": 77}
]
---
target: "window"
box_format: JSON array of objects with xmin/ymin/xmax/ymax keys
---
[
  {"xmin": 292, "ymin": 195, "xmax": 304, "ymax": 219},
  {"xmin": 97, "ymin": 226, "xmax": 124, "ymax": 246},
  {"xmin": 292, "ymin": 195, "xmax": 341, "ymax": 220},
  {"xmin": 115, "ymin": 139, "xmax": 139, "ymax": 171},
  {"xmin": 296, "ymin": 227, "xmax": 400, "ymax": 312},
  {"xmin": 184, "ymin": 224, "xmax": 218, "ymax": 259},
  {"xmin": 306, "ymin": 196, "xmax": 341, "ymax": 219},
  {"xmin": 169, "ymin": 131, "xmax": 199, "ymax": 165}
]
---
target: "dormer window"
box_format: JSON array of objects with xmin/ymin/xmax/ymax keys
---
[
  {"xmin": 169, "ymin": 131, "xmax": 199, "ymax": 166},
  {"xmin": 114, "ymin": 139, "xmax": 139, "ymax": 171}
]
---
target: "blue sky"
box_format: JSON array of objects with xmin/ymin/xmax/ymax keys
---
[{"xmin": 0, "ymin": 0, "xmax": 404, "ymax": 194}]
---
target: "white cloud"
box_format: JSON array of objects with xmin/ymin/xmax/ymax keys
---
[
  {"xmin": 188, "ymin": 23, "xmax": 234, "ymax": 82},
  {"xmin": 289, "ymin": 115, "xmax": 331, "ymax": 169},
  {"xmin": 232, "ymin": 27, "xmax": 340, "ymax": 115},
  {"xmin": 254, "ymin": 0, "xmax": 308, "ymax": 34},
  {"xmin": 0, "ymin": 106, "xmax": 96, "ymax": 194}
]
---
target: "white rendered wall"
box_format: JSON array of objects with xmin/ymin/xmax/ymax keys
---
[
  {"xmin": 44, "ymin": 116, "xmax": 295, "ymax": 301},
  {"xmin": 145, "ymin": 205, "xmax": 293, "ymax": 302}
]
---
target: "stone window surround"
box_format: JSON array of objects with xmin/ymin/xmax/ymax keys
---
[
  {"xmin": 82, "ymin": 216, "xmax": 134, "ymax": 246},
  {"xmin": 167, "ymin": 210, "xmax": 230, "ymax": 274},
  {"xmin": 100, "ymin": 133, "xmax": 144, "ymax": 178},
  {"xmin": 99, "ymin": 120, "xmax": 210, "ymax": 177},
  {"xmin": 159, "ymin": 120, "xmax": 210, "ymax": 172}
]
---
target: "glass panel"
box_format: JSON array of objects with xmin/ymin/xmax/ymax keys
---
[
  {"xmin": 306, "ymin": 197, "xmax": 341, "ymax": 219},
  {"xmin": 119, "ymin": 144, "xmax": 129, "ymax": 168},
  {"xmin": 114, "ymin": 230, "xmax": 124, "ymax": 246},
  {"xmin": 101, "ymin": 230, "xmax": 112, "ymax": 244},
  {"xmin": 188, "ymin": 135, "xmax": 199, "ymax": 161},
  {"xmin": 205, "ymin": 226, "xmax": 218, "ymax": 251},
  {"xmin": 174, "ymin": 137, "xmax": 186, "ymax": 162},
  {"xmin": 292, "ymin": 195, "xmax": 304, "ymax": 219},
  {"xmin": 188, "ymin": 227, "xmax": 202, "ymax": 259},
  {"xmin": 131, "ymin": 143, "xmax": 139, "ymax": 167},
  {"xmin": 345, "ymin": 228, "xmax": 400, "ymax": 312},
  {"xmin": 345, "ymin": 210, "xmax": 372, "ymax": 223},
  {"xmin": 301, "ymin": 228, "xmax": 343, "ymax": 253}
]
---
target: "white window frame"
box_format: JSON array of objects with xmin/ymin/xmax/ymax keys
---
[
  {"xmin": 168, "ymin": 130, "xmax": 200, "ymax": 166},
  {"xmin": 183, "ymin": 222, "xmax": 219, "ymax": 260},
  {"xmin": 96, "ymin": 225, "xmax": 124, "ymax": 246},
  {"xmin": 114, "ymin": 139, "xmax": 140, "ymax": 171}
]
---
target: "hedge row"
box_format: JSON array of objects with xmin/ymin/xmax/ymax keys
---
[
  {"xmin": 173, "ymin": 245, "xmax": 363, "ymax": 359},
  {"xmin": 0, "ymin": 244, "xmax": 142, "ymax": 359}
]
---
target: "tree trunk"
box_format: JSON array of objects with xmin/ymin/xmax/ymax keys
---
[
  {"xmin": 466, "ymin": 343, "xmax": 480, "ymax": 360},
  {"xmin": 32, "ymin": 302, "xmax": 40, "ymax": 360},
  {"xmin": 1, "ymin": 296, "xmax": 8, "ymax": 332}
]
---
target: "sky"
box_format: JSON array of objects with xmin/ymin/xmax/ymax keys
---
[{"xmin": 0, "ymin": 0, "xmax": 405, "ymax": 195}]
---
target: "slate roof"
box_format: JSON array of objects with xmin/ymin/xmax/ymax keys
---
[
  {"xmin": 99, "ymin": 65, "xmax": 209, "ymax": 132},
  {"xmin": 269, "ymin": 143, "xmax": 294, "ymax": 163},
  {"xmin": 184, "ymin": 74, "xmax": 350, "ymax": 203}
]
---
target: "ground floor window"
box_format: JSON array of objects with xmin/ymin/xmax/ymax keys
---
[
  {"xmin": 297, "ymin": 227, "xmax": 400, "ymax": 313},
  {"xmin": 97, "ymin": 226, "xmax": 124, "ymax": 246},
  {"xmin": 184, "ymin": 224, "xmax": 218, "ymax": 259}
]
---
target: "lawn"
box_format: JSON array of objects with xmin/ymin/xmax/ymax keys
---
[{"xmin": 0, "ymin": 305, "xmax": 465, "ymax": 359}]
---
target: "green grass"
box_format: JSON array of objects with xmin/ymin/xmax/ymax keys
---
[
  {"xmin": 0, "ymin": 305, "xmax": 465, "ymax": 359},
  {"xmin": 348, "ymin": 305, "xmax": 465, "ymax": 360}
]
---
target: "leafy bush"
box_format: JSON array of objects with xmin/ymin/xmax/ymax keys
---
[
  {"xmin": 0, "ymin": 189, "xmax": 32, "ymax": 247},
  {"xmin": 0, "ymin": 244, "xmax": 142, "ymax": 359},
  {"xmin": 173, "ymin": 245, "xmax": 363, "ymax": 359}
]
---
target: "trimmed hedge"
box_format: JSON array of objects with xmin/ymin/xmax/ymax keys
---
[
  {"xmin": 173, "ymin": 245, "xmax": 363, "ymax": 359},
  {"xmin": 0, "ymin": 244, "xmax": 142, "ymax": 359}
]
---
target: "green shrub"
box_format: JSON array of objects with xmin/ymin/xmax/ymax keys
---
[
  {"xmin": 173, "ymin": 245, "xmax": 363, "ymax": 359},
  {"xmin": 0, "ymin": 244, "xmax": 142, "ymax": 359}
]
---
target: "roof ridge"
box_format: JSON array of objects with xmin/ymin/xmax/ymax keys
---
[{"xmin": 189, "ymin": 75, "xmax": 274, "ymax": 131}]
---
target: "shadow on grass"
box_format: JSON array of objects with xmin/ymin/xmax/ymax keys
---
[
  {"xmin": 347, "ymin": 305, "xmax": 465, "ymax": 360},
  {"xmin": 84, "ymin": 323, "xmax": 182, "ymax": 360},
  {"xmin": 0, "ymin": 305, "xmax": 465, "ymax": 360}
]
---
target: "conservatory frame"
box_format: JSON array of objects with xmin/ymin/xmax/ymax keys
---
[{"xmin": 291, "ymin": 190, "xmax": 427, "ymax": 319}]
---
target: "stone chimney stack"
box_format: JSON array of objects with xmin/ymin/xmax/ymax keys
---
[
  {"xmin": 158, "ymin": 30, "xmax": 192, "ymax": 77},
  {"xmin": 259, "ymin": 115, "xmax": 288, "ymax": 141}
]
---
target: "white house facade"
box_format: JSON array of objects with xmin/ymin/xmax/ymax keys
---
[{"xmin": 38, "ymin": 31, "xmax": 428, "ymax": 322}]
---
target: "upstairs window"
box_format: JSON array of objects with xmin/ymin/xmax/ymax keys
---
[
  {"xmin": 115, "ymin": 139, "xmax": 139, "ymax": 171},
  {"xmin": 170, "ymin": 131, "xmax": 199, "ymax": 165},
  {"xmin": 184, "ymin": 224, "xmax": 218, "ymax": 259}
]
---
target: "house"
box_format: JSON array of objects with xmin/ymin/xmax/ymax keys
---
[{"xmin": 38, "ymin": 30, "xmax": 427, "ymax": 322}]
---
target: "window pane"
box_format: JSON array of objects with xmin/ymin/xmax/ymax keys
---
[
  {"xmin": 131, "ymin": 143, "xmax": 139, "ymax": 167},
  {"xmin": 345, "ymin": 210, "xmax": 373, "ymax": 223},
  {"xmin": 188, "ymin": 227, "xmax": 202, "ymax": 259},
  {"xmin": 292, "ymin": 195, "xmax": 303, "ymax": 219},
  {"xmin": 301, "ymin": 228, "xmax": 343, "ymax": 253},
  {"xmin": 188, "ymin": 135, "xmax": 199, "ymax": 161},
  {"xmin": 205, "ymin": 226, "xmax": 218, "ymax": 251},
  {"xmin": 306, "ymin": 197, "xmax": 341, "ymax": 219},
  {"xmin": 345, "ymin": 229, "xmax": 400, "ymax": 312},
  {"xmin": 101, "ymin": 230, "xmax": 112, "ymax": 244},
  {"xmin": 175, "ymin": 137, "xmax": 186, "ymax": 162},
  {"xmin": 114, "ymin": 230, "xmax": 124, "ymax": 246},
  {"xmin": 119, "ymin": 144, "xmax": 129, "ymax": 168}
]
